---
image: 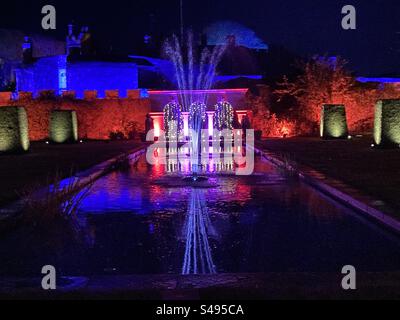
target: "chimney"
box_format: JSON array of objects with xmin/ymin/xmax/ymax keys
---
[
  {"xmin": 144, "ymin": 34, "xmax": 151, "ymax": 45},
  {"xmin": 68, "ymin": 24, "xmax": 74, "ymax": 37},
  {"xmin": 66, "ymin": 23, "xmax": 81, "ymax": 57},
  {"xmin": 22, "ymin": 36, "xmax": 33, "ymax": 64},
  {"xmin": 80, "ymin": 26, "xmax": 92, "ymax": 55},
  {"xmin": 78, "ymin": 26, "xmax": 85, "ymax": 40}
]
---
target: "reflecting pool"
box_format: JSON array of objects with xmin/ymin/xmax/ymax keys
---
[
  {"xmin": 78, "ymin": 154, "xmax": 400, "ymax": 275},
  {"xmin": 1, "ymin": 153, "xmax": 400, "ymax": 277}
]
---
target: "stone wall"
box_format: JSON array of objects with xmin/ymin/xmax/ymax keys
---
[
  {"xmin": 0, "ymin": 90, "xmax": 150, "ymax": 141},
  {"xmin": 15, "ymin": 58, "xmax": 139, "ymax": 98},
  {"xmin": 67, "ymin": 61, "xmax": 139, "ymax": 98},
  {"xmin": 147, "ymin": 89, "xmax": 248, "ymax": 112}
]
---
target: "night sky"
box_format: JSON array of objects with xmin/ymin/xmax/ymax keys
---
[{"xmin": 0, "ymin": 0, "xmax": 398, "ymax": 76}]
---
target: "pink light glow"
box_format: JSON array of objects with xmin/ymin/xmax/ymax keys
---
[
  {"xmin": 183, "ymin": 112, "xmax": 189, "ymax": 136},
  {"xmin": 148, "ymin": 88, "xmax": 248, "ymax": 95},
  {"xmin": 207, "ymin": 112, "xmax": 214, "ymax": 137},
  {"xmin": 150, "ymin": 114, "xmax": 163, "ymax": 138},
  {"xmin": 154, "ymin": 119, "xmax": 161, "ymax": 137},
  {"xmin": 236, "ymin": 110, "xmax": 249, "ymax": 124}
]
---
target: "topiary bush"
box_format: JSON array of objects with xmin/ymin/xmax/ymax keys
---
[
  {"xmin": 0, "ymin": 106, "xmax": 30, "ymax": 152},
  {"xmin": 374, "ymin": 99, "xmax": 400, "ymax": 147},
  {"xmin": 320, "ymin": 104, "xmax": 348, "ymax": 139},
  {"xmin": 49, "ymin": 110, "xmax": 78, "ymax": 143}
]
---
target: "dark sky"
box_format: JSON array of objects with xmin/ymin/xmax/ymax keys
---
[{"xmin": 0, "ymin": 0, "xmax": 399, "ymax": 76}]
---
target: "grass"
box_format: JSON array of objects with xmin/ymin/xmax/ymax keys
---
[
  {"xmin": 0, "ymin": 140, "xmax": 143, "ymax": 206},
  {"xmin": 258, "ymin": 135, "xmax": 400, "ymax": 215},
  {"xmin": 0, "ymin": 144, "xmax": 140, "ymax": 276},
  {"xmin": 275, "ymin": 152, "xmax": 299, "ymax": 178},
  {"xmin": 0, "ymin": 171, "xmax": 95, "ymax": 276},
  {"xmin": 19, "ymin": 171, "xmax": 92, "ymax": 238}
]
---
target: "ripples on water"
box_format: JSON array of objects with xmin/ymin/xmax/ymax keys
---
[
  {"xmin": 74, "ymin": 155, "xmax": 400, "ymax": 275},
  {"xmin": 1, "ymin": 155, "xmax": 400, "ymax": 276}
]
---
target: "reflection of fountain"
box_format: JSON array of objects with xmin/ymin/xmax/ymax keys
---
[
  {"xmin": 182, "ymin": 189, "xmax": 217, "ymax": 274},
  {"xmin": 164, "ymin": 33, "xmax": 226, "ymax": 182},
  {"xmin": 152, "ymin": 144, "xmax": 240, "ymax": 188}
]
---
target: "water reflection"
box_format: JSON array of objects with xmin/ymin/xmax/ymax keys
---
[
  {"xmin": 70, "ymin": 155, "xmax": 400, "ymax": 275},
  {"xmin": 182, "ymin": 188, "xmax": 217, "ymax": 274},
  {"xmin": 161, "ymin": 145, "xmax": 242, "ymax": 174},
  {"xmin": 165, "ymin": 158, "xmax": 235, "ymax": 174}
]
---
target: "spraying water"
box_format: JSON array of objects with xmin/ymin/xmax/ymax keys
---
[{"xmin": 164, "ymin": 32, "xmax": 226, "ymax": 176}]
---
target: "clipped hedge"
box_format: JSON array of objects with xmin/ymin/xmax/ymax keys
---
[
  {"xmin": 0, "ymin": 106, "xmax": 30, "ymax": 152},
  {"xmin": 320, "ymin": 104, "xmax": 348, "ymax": 139},
  {"xmin": 374, "ymin": 99, "xmax": 400, "ymax": 147},
  {"xmin": 49, "ymin": 110, "xmax": 78, "ymax": 143}
]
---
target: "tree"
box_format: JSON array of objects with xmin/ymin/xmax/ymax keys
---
[
  {"xmin": 246, "ymin": 89, "xmax": 296, "ymax": 138},
  {"xmin": 275, "ymin": 55, "xmax": 355, "ymax": 133}
]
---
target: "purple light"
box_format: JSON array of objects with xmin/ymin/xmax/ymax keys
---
[{"xmin": 356, "ymin": 77, "xmax": 400, "ymax": 84}]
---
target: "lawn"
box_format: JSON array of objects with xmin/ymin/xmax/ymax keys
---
[
  {"xmin": 257, "ymin": 136, "xmax": 400, "ymax": 213},
  {"xmin": 0, "ymin": 140, "xmax": 143, "ymax": 206}
]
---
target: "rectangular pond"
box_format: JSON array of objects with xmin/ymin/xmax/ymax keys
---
[{"xmin": 1, "ymin": 153, "xmax": 400, "ymax": 277}]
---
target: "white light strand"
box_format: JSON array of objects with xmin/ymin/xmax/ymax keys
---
[{"xmin": 214, "ymin": 101, "xmax": 233, "ymax": 130}]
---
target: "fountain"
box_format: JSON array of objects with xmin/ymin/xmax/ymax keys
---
[{"xmin": 163, "ymin": 32, "xmax": 226, "ymax": 184}]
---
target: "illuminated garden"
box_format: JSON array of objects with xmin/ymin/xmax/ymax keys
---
[{"xmin": 0, "ymin": 1, "xmax": 400, "ymax": 301}]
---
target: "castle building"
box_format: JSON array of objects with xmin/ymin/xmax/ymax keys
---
[
  {"xmin": 0, "ymin": 28, "xmax": 65, "ymax": 91},
  {"xmin": 4, "ymin": 23, "xmax": 268, "ymax": 140},
  {"xmin": 15, "ymin": 25, "xmax": 139, "ymax": 98},
  {"xmin": 13, "ymin": 22, "xmax": 270, "ymax": 98}
]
